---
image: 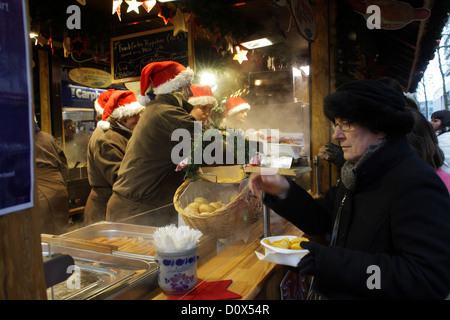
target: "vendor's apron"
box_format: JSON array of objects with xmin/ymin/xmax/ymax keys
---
[
  {"xmin": 106, "ymin": 192, "xmax": 178, "ymax": 226},
  {"xmin": 35, "ymin": 167, "xmax": 69, "ymax": 235},
  {"xmin": 84, "ymin": 187, "xmax": 112, "ymax": 225}
]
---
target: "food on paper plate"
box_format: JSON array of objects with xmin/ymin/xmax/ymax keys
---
[{"xmin": 264, "ymin": 236, "xmax": 309, "ymax": 250}]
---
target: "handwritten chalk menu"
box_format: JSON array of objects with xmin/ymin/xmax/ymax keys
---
[
  {"xmin": 111, "ymin": 27, "xmax": 189, "ymax": 83},
  {"xmin": 0, "ymin": 0, "xmax": 34, "ymax": 215}
]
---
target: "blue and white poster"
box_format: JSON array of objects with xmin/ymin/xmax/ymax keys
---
[{"xmin": 0, "ymin": 0, "xmax": 34, "ymax": 215}]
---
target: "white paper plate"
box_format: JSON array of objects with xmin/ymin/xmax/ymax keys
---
[{"xmin": 256, "ymin": 235, "xmax": 309, "ymax": 267}]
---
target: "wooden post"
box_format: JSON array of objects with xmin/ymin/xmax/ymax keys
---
[
  {"xmin": 38, "ymin": 49, "xmax": 52, "ymax": 135},
  {"xmin": 310, "ymin": 0, "xmax": 338, "ymax": 193},
  {"xmin": 0, "ymin": 189, "xmax": 47, "ymax": 299}
]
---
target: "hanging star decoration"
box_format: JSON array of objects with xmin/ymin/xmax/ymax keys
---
[
  {"xmin": 172, "ymin": 7, "xmax": 188, "ymax": 36},
  {"xmin": 36, "ymin": 33, "xmax": 45, "ymax": 47},
  {"xmin": 126, "ymin": 0, "xmax": 141, "ymax": 14},
  {"xmin": 104, "ymin": 52, "xmax": 111, "ymax": 64},
  {"xmin": 92, "ymin": 52, "xmax": 101, "ymax": 63},
  {"xmin": 233, "ymin": 46, "xmax": 248, "ymax": 64},
  {"xmin": 63, "ymin": 32, "xmax": 71, "ymax": 58},
  {"xmin": 142, "ymin": 0, "xmax": 156, "ymax": 13},
  {"xmin": 113, "ymin": 0, "xmax": 123, "ymax": 21},
  {"xmin": 158, "ymin": 3, "xmax": 175, "ymax": 25},
  {"xmin": 224, "ymin": 35, "xmax": 235, "ymax": 54},
  {"xmin": 71, "ymin": 36, "xmax": 89, "ymax": 57},
  {"xmin": 47, "ymin": 28, "xmax": 54, "ymax": 55}
]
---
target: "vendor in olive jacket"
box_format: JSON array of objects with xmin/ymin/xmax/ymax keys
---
[
  {"xmin": 84, "ymin": 89, "xmax": 144, "ymax": 225},
  {"xmin": 106, "ymin": 61, "xmax": 195, "ymax": 226},
  {"xmin": 249, "ymin": 80, "xmax": 450, "ymax": 299}
]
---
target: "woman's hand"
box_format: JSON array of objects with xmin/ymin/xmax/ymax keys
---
[{"xmin": 248, "ymin": 172, "xmax": 290, "ymax": 198}]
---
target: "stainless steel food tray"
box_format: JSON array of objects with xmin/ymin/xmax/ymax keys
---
[
  {"xmin": 61, "ymin": 222, "xmax": 158, "ymax": 260},
  {"xmin": 61, "ymin": 221, "xmax": 217, "ymax": 263},
  {"xmin": 42, "ymin": 243, "xmax": 158, "ymax": 300}
]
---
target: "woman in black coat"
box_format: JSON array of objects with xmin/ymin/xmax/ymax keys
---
[{"xmin": 249, "ymin": 80, "xmax": 450, "ymax": 299}]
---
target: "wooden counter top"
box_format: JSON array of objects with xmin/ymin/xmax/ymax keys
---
[{"xmin": 143, "ymin": 213, "xmax": 303, "ymax": 300}]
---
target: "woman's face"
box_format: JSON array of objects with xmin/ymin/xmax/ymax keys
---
[
  {"xmin": 332, "ymin": 118, "xmax": 386, "ymax": 163},
  {"xmin": 191, "ymin": 104, "xmax": 213, "ymax": 123},
  {"xmin": 120, "ymin": 114, "xmax": 141, "ymax": 131},
  {"xmin": 230, "ymin": 110, "xmax": 248, "ymax": 123},
  {"xmin": 431, "ymin": 118, "xmax": 441, "ymax": 130}
]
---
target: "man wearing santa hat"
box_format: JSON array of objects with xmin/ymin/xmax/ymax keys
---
[
  {"xmin": 188, "ymin": 84, "xmax": 218, "ymax": 129},
  {"xmin": 106, "ymin": 61, "xmax": 196, "ymax": 225},
  {"xmin": 220, "ymin": 96, "xmax": 251, "ymax": 130},
  {"xmin": 84, "ymin": 89, "xmax": 145, "ymax": 224}
]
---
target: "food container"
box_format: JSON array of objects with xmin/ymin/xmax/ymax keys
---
[
  {"xmin": 42, "ymin": 243, "xmax": 158, "ymax": 300},
  {"xmin": 155, "ymin": 246, "xmax": 199, "ymax": 295},
  {"xmin": 255, "ymin": 235, "xmax": 309, "ymax": 267},
  {"xmin": 199, "ymin": 165, "xmax": 246, "ymax": 183},
  {"xmin": 59, "ymin": 222, "xmax": 216, "ymax": 264},
  {"xmin": 266, "ymin": 143, "xmax": 303, "ymax": 159},
  {"xmin": 174, "ymin": 179, "xmax": 262, "ymax": 238},
  {"xmin": 61, "ymin": 222, "xmax": 158, "ymax": 260}
]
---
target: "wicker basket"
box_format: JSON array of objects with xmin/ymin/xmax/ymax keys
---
[{"xmin": 173, "ymin": 178, "xmax": 262, "ymax": 238}]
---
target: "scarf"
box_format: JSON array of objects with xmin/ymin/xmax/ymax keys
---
[{"xmin": 340, "ymin": 142, "xmax": 385, "ymax": 191}]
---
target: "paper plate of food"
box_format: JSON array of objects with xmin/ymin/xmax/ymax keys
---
[{"xmin": 255, "ymin": 235, "xmax": 310, "ymax": 267}]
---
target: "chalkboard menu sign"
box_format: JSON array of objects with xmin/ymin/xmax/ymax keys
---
[{"xmin": 111, "ymin": 27, "xmax": 189, "ymax": 83}]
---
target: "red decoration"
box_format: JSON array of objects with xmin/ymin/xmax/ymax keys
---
[
  {"xmin": 166, "ymin": 279, "xmax": 241, "ymax": 300},
  {"xmin": 71, "ymin": 36, "xmax": 89, "ymax": 57},
  {"xmin": 92, "ymin": 52, "xmax": 101, "ymax": 63},
  {"xmin": 104, "ymin": 52, "xmax": 111, "ymax": 64},
  {"xmin": 158, "ymin": 3, "xmax": 175, "ymax": 25},
  {"xmin": 47, "ymin": 27, "xmax": 54, "ymax": 55}
]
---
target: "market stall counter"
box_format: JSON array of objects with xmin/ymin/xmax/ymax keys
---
[{"xmin": 142, "ymin": 212, "xmax": 303, "ymax": 300}]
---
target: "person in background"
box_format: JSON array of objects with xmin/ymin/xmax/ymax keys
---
[
  {"xmin": 63, "ymin": 119, "xmax": 89, "ymax": 168},
  {"xmin": 318, "ymin": 142, "xmax": 345, "ymax": 170},
  {"xmin": 431, "ymin": 110, "xmax": 450, "ymax": 174},
  {"xmin": 406, "ymin": 107, "xmax": 450, "ymax": 193},
  {"xmin": 84, "ymin": 89, "xmax": 145, "ymax": 225},
  {"xmin": 188, "ymin": 84, "xmax": 217, "ymax": 129},
  {"xmin": 249, "ymin": 80, "xmax": 450, "ymax": 299},
  {"xmin": 220, "ymin": 97, "xmax": 251, "ymax": 130},
  {"xmin": 107, "ymin": 61, "xmax": 195, "ymax": 225},
  {"xmin": 35, "ymin": 121, "xmax": 70, "ymax": 235}
]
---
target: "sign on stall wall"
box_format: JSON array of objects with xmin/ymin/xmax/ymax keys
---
[
  {"xmin": 111, "ymin": 26, "xmax": 189, "ymax": 83},
  {"xmin": 0, "ymin": 0, "xmax": 34, "ymax": 215}
]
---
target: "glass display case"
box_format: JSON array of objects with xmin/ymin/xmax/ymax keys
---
[{"xmin": 62, "ymin": 107, "xmax": 95, "ymax": 169}]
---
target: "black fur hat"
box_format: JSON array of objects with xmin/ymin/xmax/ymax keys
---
[{"xmin": 323, "ymin": 80, "xmax": 414, "ymax": 137}]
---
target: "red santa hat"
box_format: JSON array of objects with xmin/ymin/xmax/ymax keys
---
[
  {"xmin": 188, "ymin": 84, "xmax": 218, "ymax": 108},
  {"xmin": 225, "ymin": 97, "xmax": 250, "ymax": 117},
  {"xmin": 138, "ymin": 61, "xmax": 194, "ymax": 106},
  {"xmin": 95, "ymin": 89, "xmax": 145, "ymax": 130}
]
